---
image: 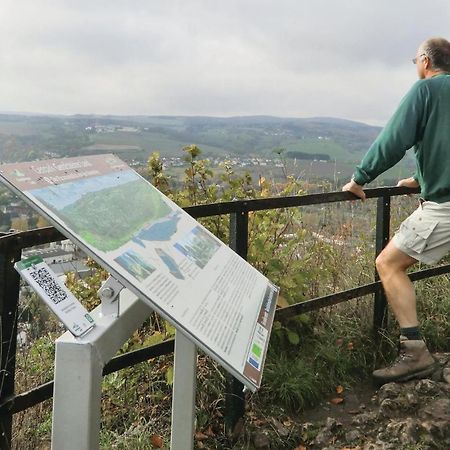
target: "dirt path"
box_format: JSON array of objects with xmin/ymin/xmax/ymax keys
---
[
  {"xmin": 246, "ymin": 353, "xmax": 450, "ymax": 450},
  {"xmin": 293, "ymin": 352, "xmax": 450, "ymax": 449}
]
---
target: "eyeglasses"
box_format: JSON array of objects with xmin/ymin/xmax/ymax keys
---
[{"xmin": 412, "ymin": 53, "xmax": 426, "ymax": 64}]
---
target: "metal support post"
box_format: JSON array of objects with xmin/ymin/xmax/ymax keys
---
[
  {"xmin": 170, "ymin": 331, "xmax": 197, "ymax": 450},
  {"xmin": 51, "ymin": 289, "xmax": 153, "ymax": 450},
  {"xmin": 225, "ymin": 211, "xmax": 248, "ymax": 437},
  {"xmin": 373, "ymin": 195, "xmax": 390, "ymax": 338},
  {"xmin": 52, "ymin": 335, "xmax": 103, "ymax": 450},
  {"xmin": 0, "ymin": 244, "xmax": 21, "ymax": 449}
]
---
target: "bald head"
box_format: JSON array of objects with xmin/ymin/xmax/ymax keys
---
[{"xmin": 420, "ymin": 37, "xmax": 450, "ymax": 73}]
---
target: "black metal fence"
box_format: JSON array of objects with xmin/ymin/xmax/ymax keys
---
[{"xmin": 1, "ymin": 185, "xmax": 450, "ymax": 447}]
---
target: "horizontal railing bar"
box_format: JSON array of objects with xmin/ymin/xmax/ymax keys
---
[
  {"xmin": 0, "ymin": 186, "xmax": 419, "ymax": 250},
  {"xmin": 102, "ymin": 339, "xmax": 174, "ymax": 376},
  {"xmin": 0, "ymin": 227, "xmax": 65, "ymax": 251},
  {"xmin": 408, "ymin": 263, "xmax": 450, "ymax": 282},
  {"xmin": 0, "ymin": 381, "xmax": 54, "ymax": 415},
  {"xmin": 0, "ymin": 339, "xmax": 174, "ymax": 415},
  {"xmin": 275, "ymin": 281, "xmax": 380, "ymax": 320},
  {"xmin": 184, "ymin": 186, "xmax": 420, "ymax": 218},
  {"xmin": 275, "ymin": 263, "xmax": 450, "ymax": 320}
]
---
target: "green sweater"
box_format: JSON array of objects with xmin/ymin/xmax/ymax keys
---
[{"xmin": 353, "ymin": 73, "xmax": 450, "ymax": 203}]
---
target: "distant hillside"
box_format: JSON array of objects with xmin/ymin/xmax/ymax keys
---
[{"xmin": 0, "ymin": 113, "xmax": 383, "ymax": 164}]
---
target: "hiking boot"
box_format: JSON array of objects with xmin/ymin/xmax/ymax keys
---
[{"xmin": 373, "ymin": 337, "xmax": 437, "ymax": 386}]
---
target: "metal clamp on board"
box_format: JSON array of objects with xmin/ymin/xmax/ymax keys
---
[{"xmin": 98, "ymin": 276, "xmax": 124, "ymax": 318}]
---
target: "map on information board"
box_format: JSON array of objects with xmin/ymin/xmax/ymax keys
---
[{"xmin": 0, "ymin": 154, "xmax": 279, "ymax": 390}]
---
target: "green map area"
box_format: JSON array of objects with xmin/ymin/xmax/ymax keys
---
[{"xmin": 58, "ymin": 180, "xmax": 172, "ymax": 251}]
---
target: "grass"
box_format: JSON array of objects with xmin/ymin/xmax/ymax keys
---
[{"xmin": 260, "ymin": 298, "xmax": 377, "ymax": 412}]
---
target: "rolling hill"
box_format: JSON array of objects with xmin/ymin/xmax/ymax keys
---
[{"xmin": 0, "ymin": 113, "xmax": 383, "ymax": 164}]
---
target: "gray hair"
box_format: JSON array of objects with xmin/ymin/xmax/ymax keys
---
[{"xmin": 422, "ymin": 37, "xmax": 450, "ymax": 72}]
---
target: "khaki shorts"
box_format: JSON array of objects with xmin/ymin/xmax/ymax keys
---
[{"xmin": 392, "ymin": 200, "xmax": 450, "ymax": 265}]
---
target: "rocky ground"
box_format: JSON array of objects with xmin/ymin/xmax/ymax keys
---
[{"xmin": 248, "ymin": 353, "xmax": 450, "ymax": 450}]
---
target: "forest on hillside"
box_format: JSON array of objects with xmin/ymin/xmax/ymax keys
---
[{"xmin": 0, "ymin": 113, "xmax": 382, "ymax": 162}]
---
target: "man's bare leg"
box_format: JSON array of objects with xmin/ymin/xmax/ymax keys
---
[
  {"xmin": 373, "ymin": 241, "xmax": 436, "ymax": 384},
  {"xmin": 375, "ymin": 241, "xmax": 418, "ymax": 327}
]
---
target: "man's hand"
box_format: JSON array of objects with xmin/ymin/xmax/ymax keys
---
[
  {"xmin": 397, "ymin": 177, "xmax": 420, "ymax": 188},
  {"xmin": 342, "ymin": 179, "xmax": 366, "ymax": 201}
]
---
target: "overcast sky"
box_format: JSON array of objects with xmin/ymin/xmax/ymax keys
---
[{"xmin": 1, "ymin": 1, "xmax": 449, "ymax": 125}]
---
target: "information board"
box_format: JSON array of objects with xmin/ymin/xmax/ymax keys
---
[{"xmin": 0, "ymin": 155, "xmax": 278, "ymax": 390}]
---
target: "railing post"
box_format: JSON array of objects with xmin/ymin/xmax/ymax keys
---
[
  {"xmin": 373, "ymin": 195, "xmax": 390, "ymax": 338},
  {"xmin": 225, "ymin": 210, "xmax": 248, "ymax": 438},
  {"xmin": 0, "ymin": 241, "xmax": 22, "ymax": 449}
]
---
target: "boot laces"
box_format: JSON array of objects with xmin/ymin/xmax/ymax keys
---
[{"xmin": 388, "ymin": 350, "xmax": 411, "ymax": 368}]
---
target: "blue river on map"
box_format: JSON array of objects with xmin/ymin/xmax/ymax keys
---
[{"xmin": 132, "ymin": 212, "xmax": 181, "ymax": 247}]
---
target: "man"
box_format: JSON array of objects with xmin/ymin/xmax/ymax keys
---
[{"xmin": 342, "ymin": 37, "xmax": 450, "ymax": 385}]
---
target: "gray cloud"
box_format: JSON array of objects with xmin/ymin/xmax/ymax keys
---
[{"xmin": 1, "ymin": 0, "xmax": 449, "ymax": 124}]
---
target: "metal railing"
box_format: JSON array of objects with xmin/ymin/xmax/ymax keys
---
[{"xmin": 1, "ymin": 185, "xmax": 450, "ymax": 447}]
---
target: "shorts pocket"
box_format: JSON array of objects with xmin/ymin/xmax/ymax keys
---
[{"xmin": 401, "ymin": 220, "xmax": 438, "ymax": 253}]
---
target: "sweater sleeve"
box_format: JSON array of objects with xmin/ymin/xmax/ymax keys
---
[{"xmin": 352, "ymin": 81, "xmax": 429, "ymax": 185}]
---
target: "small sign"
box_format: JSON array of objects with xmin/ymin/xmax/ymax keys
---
[
  {"xmin": 243, "ymin": 283, "xmax": 277, "ymax": 384},
  {"xmin": 15, "ymin": 256, "xmax": 95, "ymax": 337}
]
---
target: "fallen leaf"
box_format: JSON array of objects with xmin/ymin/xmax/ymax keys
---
[
  {"xmin": 195, "ymin": 431, "xmax": 209, "ymax": 441},
  {"xmin": 283, "ymin": 419, "xmax": 292, "ymax": 427},
  {"xmin": 150, "ymin": 434, "xmax": 163, "ymax": 448},
  {"xmin": 204, "ymin": 426, "xmax": 215, "ymax": 437},
  {"xmin": 294, "ymin": 445, "xmax": 307, "ymax": 450},
  {"xmin": 347, "ymin": 342, "xmax": 354, "ymax": 350},
  {"xmin": 336, "ymin": 385, "xmax": 344, "ymax": 394},
  {"xmin": 330, "ymin": 397, "xmax": 344, "ymax": 405},
  {"xmin": 335, "ymin": 338, "xmax": 344, "ymax": 346}
]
